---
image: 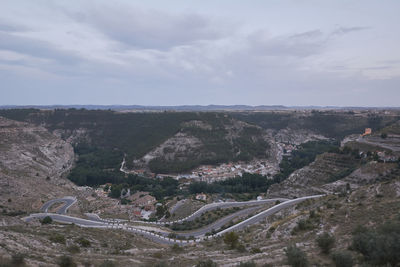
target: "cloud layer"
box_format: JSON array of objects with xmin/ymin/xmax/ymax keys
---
[{"xmin": 0, "ymin": 0, "xmax": 399, "ymax": 106}]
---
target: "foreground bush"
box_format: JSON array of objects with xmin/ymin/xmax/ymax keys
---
[
  {"xmin": 316, "ymin": 232, "xmax": 335, "ymax": 254},
  {"xmin": 41, "ymin": 216, "xmax": 52, "ymax": 224},
  {"xmin": 285, "ymin": 245, "xmax": 308, "ymax": 267},
  {"xmin": 352, "ymin": 221, "xmax": 400, "ymax": 266},
  {"xmin": 223, "ymin": 232, "xmax": 239, "ymax": 249},
  {"xmin": 57, "ymin": 255, "xmax": 76, "ymax": 267}
]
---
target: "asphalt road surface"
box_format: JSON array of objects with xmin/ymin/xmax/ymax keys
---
[
  {"xmin": 40, "ymin": 197, "xmax": 77, "ymax": 214},
  {"xmin": 159, "ymin": 197, "xmax": 289, "ymax": 225},
  {"xmin": 25, "ymin": 195, "xmax": 324, "ymax": 245}
]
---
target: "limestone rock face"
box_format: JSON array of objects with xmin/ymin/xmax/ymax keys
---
[{"xmin": 0, "ymin": 116, "xmax": 76, "ymax": 211}]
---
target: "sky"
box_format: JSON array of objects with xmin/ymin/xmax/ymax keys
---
[{"xmin": 1, "ymin": 0, "xmax": 399, "ymax": 106}]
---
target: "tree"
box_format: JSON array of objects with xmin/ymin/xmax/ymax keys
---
[
  {"xmin": 332, "ymin": 251, "xmax": 353, "ymax": 267},
  {"xmin": 285, "ymin": 245, "xmax": 308, "ymax": 267},
  {"xmin": 223, "ymin": 231, "xmax": 239, "ymax": 249},
  {"xmin": 316, "ymin": 232, "xmax": 335, "ymax": 254},
  {"xmin": 41, "ymin": 216, "xmax": 52, "ymax": 224}
]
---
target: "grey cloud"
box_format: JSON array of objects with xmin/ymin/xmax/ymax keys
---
[
  {"xmin": 248, "ymin": 30, "xmax": 325, "ymax": 58},
  {"xmin": 0, "ymin": 31, "xmax": 82, "ymax": 65},
  {"xmin": 290, "ymin": 30, "xmax": 323, "ymax": 39},
  {"xmin": 0, "ymin": 20, "xmax": 28, "ymax": 32},
  {"xmin": 332, "ymin": 26, "xmax": 371, "ymax": 35},
  {"xmin": 69, "ymin": 5, "xmax": 228, "ymax": 50}
]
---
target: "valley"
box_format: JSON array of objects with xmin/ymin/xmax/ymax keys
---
[{"xmin": 0, "ymin": 108, "xmax": 399, "ymax": 266}]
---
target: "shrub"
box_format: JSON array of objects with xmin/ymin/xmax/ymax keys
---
[
  {"xmin": 171, "ymin": 244, "xmax": 183, "ymax": 253},
  {"xmin": 49, "ymin": 233, "xmax": 66, "ymax": 244},
  {"xmin": 41, "ymin": 216, "xmax": 52, "ymax": 224},
  {"xmin": 196, "ymin": 259, "xmax": 217, "ymax": 267},
  {"xmin": 352, "ymin": 221, "xmax": 400, "ymax": 266},
  {"xmin": 332, "ymin": 251, "xmax": 353, "ymax": 267},
  {"xmin": 316, "ymin": 232, "xmax": 335, "ymax": 254},
  {"xmin": 250, "ymin": 247, "xmax": 262, "ymax": 254},
  {"xmin": 285, "ymin": 245, "xmax": 308, "ymax": 267},
  {"xmin": 223, "ymin": 231, "xmax": 239, "ymax": 249},
  {"xmin": 57, "ymin": 255, "xmax": 76, "ymax": 267}
]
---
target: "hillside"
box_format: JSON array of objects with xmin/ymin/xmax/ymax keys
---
[
  {"xmin": 0, "ymin": 111, "xmax": 399, "ymax": 266},
  {"xmin": 0, "ymin": 116, "xmax": 75, "ymax": 213},
  {"xmin": 0, "ymin": 110, "xmax": 276, "ymax": 174}
]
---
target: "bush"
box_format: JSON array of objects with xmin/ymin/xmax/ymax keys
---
[
  {"xmin": 41, "ymin": 216, "xmax": 53, "ymax": 224},
  {"xmin": 316, "ymin": 232, "xmax": 335, "ymax": 254},
  {"xmin": 49, "ymin": 233, "xmax": 66, "ymax": 244},
  {"xmin": 196, "ymin": 259, "xmax": 217, "ymax": 267},
  {"xmin": 57, "ymin": 255, "xmax": 76, "ymax": 267},
  {"xmin": 223, "ymin": 232, "xmax": 239, "ymax": 249},
  {"xmin": 285, "ymin": 245, "xmax": 308, "ymax": 267},
  {"xmin": 171, "ymin": 244, "xmax": 183, "ymax": 253},
  {"xmin": 332, "ymin": 251, "xmax": 353, "ymax": 267},
  {"xmin": 352, "ymin": 221, "xmax": 400, "ymax": 266},
  {"xmin": 250, "ymin": 247, "xmax": 262, "ymax": 254}
]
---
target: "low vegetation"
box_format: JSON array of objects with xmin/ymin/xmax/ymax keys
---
[
  {"xmin": 285, "ymin": 244, "xmax": 309, "ymax": 267},
  {"xmin": 316, "ymin": 232, "xmax": 335, "ymax": 254},
  {"xmin": 170, "ymin": 207, "xmax": 240, "ymax": 231},
  {"xmin": 351, "ymin": 220, "xmax": 400, "ymax": 266}
]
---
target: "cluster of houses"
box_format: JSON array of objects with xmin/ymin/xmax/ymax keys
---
[
  {"xmin": 126, "ymin": 191, "xmax": 157, "ymax": 219},
  {"xmin": 170, "ymin": 160, "xmax": 278, "ymax": 183}
]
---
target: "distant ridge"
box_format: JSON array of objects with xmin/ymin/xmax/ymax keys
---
[{"xmin": 0, "ymin": 105, "xmax": 399, "ymax": 111}]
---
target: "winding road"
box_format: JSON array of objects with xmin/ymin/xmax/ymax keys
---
[
  {"xmin": 24, "ymin": 195, "xmax": 324, "ymax": 245},
  {"xmin": 40, "ymin": 196, "xmax": 77, "ymax": 214}
]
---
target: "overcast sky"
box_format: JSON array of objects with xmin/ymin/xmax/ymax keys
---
[{"xmin": 1, "ymin": 0, "xmax": 399, "ymax": 106}]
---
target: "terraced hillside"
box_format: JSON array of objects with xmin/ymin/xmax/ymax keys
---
[{"xmin": 268, "ymin": 152, "xmax": 362, "ymax": 197}]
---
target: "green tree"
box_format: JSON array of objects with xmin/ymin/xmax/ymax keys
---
[
  {"xmin": 223, "ymin": 231, "xmax": 239, "ymax": 249},
  {"xmin": 285, "ymin": 245, "xmax": 308, "ymax": 267},
  {"xmin": 316, "ymin": 232, "xmax": 335, "ymax": 254},
  {"xmin": 41, "ymin": 216, "xmax": 52, "ymax": 224}
]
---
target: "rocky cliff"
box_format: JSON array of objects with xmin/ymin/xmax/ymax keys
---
[{"xmin": 0, "ymin": 116, "xmax": 75, "ymax": 212}]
